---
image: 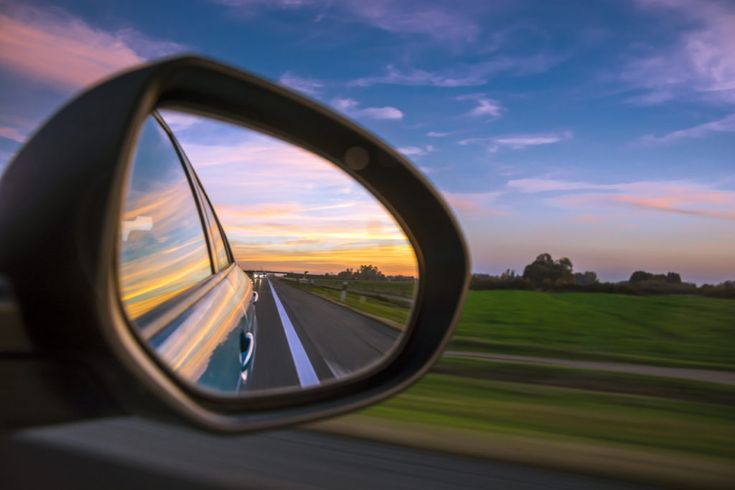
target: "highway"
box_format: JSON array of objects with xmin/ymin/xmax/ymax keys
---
[
  {"xmin": 1, "ymin": 417, "xmax": 655, "ymax": 490},
  {"xmin": 246, "ymin": 276, "xmax": 400, "ymax": 391}
]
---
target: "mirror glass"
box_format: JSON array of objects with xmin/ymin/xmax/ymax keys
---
[{"xmin": 116, "ymin": 111, "xmax": 418, "ymax": 396}]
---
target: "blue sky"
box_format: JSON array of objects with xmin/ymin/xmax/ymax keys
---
[{"xmin": 1, "ymin": 0, "xmax": 733, "ymax": 283}]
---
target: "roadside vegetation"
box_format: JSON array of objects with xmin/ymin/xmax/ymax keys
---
[
  {"xmin": 279, "ymin": 264, "xmax": 416, "ymax": 328},
  {"xmin": 306, "ymin": 254, "xmax": 735, "ymax": 488},
  {"xmin": 451, "ymin": 289, "xmax": 735, "ymax": 370}
]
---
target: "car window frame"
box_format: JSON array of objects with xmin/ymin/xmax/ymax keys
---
[
  {"xmin": 154, "ymin": 113, "xmax": 235, "ymax": 271},
  {"xmin": 119, "ymin": 112, "xmax": 233, "ymax": 335}
]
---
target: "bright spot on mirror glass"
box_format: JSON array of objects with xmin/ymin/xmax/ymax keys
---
[{"xmin": 117, "ymin": 110, "xmax": 418, "ymax": 397}]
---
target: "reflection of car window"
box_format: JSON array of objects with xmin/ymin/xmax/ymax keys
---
[
  {"xmin": 118, "ymin": 117, "xmax": 212, "ymax": 320},
  {"xmin": 199, "ymin": 189, "xmax": 231, "ymax": 271}
]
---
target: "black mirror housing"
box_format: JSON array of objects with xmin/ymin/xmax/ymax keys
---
[{"xmin": 0, "ymin": 56, "xmax": 469, "ymax": 432}]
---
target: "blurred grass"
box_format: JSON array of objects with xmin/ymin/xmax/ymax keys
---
[
  {"xmin": 361, "ymin": 372, "xmax": 735, "ymax": 459},
  {"xmin": 450, "ymin": 290, "xmax": 735, "ymax": 370},
  {"xmin": 435, "ymin": 356, "xmax": 735, "ymax": 405},
  {"xmin": 310, "ymin": 290, "xmax": 735, "ymax": 487}
]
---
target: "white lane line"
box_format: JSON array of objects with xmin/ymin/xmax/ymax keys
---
[{"xmin": 267, "ymin": 278, "xmax": 319, "ymax": 388}]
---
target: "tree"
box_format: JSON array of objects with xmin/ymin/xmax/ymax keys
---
[
  {"xmin": 629, "ymin": 270, "xmax": 683, "ymax": 284},
  {"xmin": 574, "ymin": 271, "xmax": 598, "ymax": 286},
  {"xmin": 522, "ymin": 253, "xmax": 574, "ymax": 288},
  {"xmin": 666, "ymin": 272, "xmax": 682, "ymax": 284},
  {"xmin": 336, "ymin": 268, "xmax": 355, "ymax": 279},
  {"xmin": 629, "ymin": 270, "xmax": 653, "ymax": 284},
  {"xmin": 355, "ymin": 264, "xmax": 385, "ymax": 281}
]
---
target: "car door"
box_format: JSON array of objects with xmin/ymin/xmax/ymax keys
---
[{"xmin": 118, "ymin": 114, "xmax": 256, "ymax": 394}]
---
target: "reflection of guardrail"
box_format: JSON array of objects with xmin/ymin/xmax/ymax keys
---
[
  {"xmin": 277, "ymin": 277, "xmax": 410, "ymax": 331},
  {"xmin": 280, "ymin": 277, "xmax": 414, "ymax": 308}
]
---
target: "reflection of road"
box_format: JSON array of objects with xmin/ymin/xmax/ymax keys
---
[{"xmin": 247, "ymin": 276, "xmax": 399, "ymax": 391}]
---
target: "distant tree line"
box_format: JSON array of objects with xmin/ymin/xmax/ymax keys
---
[
  {"xmin": 287, "ymin": 265, "xmax": 415, "ymax": 282},
  {"xmin": 470, "ymin": 253, "xmax": 735, "ymax": 299}
]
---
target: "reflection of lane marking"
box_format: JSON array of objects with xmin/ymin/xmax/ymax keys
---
[{"xmin": 267, "ymin": 278, "xmax": 319, "ymax": 388}]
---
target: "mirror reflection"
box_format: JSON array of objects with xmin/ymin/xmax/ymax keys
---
[{"xmin": 117, "ymin": 111, "xmax": 418, "ymax": 395}]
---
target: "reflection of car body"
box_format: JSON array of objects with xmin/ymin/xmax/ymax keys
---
[{"xmin": 118, "ymin": 113, "xmax": 257, "ymax": 393}]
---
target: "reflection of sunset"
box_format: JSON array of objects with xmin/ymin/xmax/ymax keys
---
[
  {"xmin": 118, "ymin": 118, "xmax": 212, "ymax": 320},
  {"xmin": 170, "ymin": 113, "xmax": 419, "ymax": 278},
  {"xmin": 156, "ymin": 271, "xmax": 251, "ymax": 382},
  {"xmin": 234, "ymin": 243, "xmax": 417, "ymax": 275}
]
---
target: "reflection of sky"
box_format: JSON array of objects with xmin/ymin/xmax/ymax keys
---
[
  {"xmin": 163, "ymin": 111, "xmax": 418, "ymax": 277},
  {"xmin": 119, "ymin": 118, "xmax": 211, "ymax": 319}
]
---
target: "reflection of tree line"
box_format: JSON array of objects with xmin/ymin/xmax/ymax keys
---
[
  {"xmin": 284, "ymin": 264, "xmax": 415, "ymax": 307},
  {"xmin": 471, "ymin": 253, "xmax": 735, "ymax": 299}
]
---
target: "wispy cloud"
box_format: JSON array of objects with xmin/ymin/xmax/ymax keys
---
[
  {"xmin": 427, "ymin": 131, "xmax": 453, "ymax": 137},
  {"xmin": 507, "ymin": 178, "xmax": 735, "ymax": 221},
  {"xmin": 0, "ymin": 4, "xmax": 183, "ymax": 90},
  {"xmin": 214, "ymin": 0, "xmax": 479, "ymax": 44},
  {"xmin": 456, "ymin": 94, "xmax": 504, "ymax": 119},
  {"xmin": 0, "ymin": 126, "xmax": 26, "ymax": 143},
  {"xmin": 460, "ymin": 131, "xmax": 572, "ymax": 151},
  {"xmin": 441, "ymin": 191, "xmax": 507, "ymax": 216},
  {"xmin": 622, "ymin": 0, "xmax": 735, "ymax": 105},
  {"xmin": 349, "ymin": 65, "xmax": 486, "ymax": 88},
  {"xmin": 640, "ymin": 113, "xmax": 735, "ymax": 145},
  {"xmin": 331, "ymin": 97, "xmax": 403, "ymax": 120},
  {"xmin": 349, "ymin": 53, "xmax": 563, "ymax": 88},
  {"xmin": 398, "ymin": 145, "xmax": 434, "ymax": 157},
  {"xmin": 279, "ymin": 71, "xmax": 324, "ymax": 96}
]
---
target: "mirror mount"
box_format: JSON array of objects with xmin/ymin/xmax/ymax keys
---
[{"xmin": 0, "ymin": 56, "xmax": 469, "ymax": 432}]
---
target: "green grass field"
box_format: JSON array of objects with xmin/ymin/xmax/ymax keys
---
[
  {"xmin": 361, "ymin": 372, "xmax": 735, "ymax": 459},
  {"xmin": 311, "ymin": 289, "xmax": 735, "ymax": 487},
  {"xmin": 451, "ymin": 290, "xmax": 735, "ymax": 370}
]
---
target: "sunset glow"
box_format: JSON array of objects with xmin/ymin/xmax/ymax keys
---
[{"xmin": 164, "ymin": 112, "xmax": 419, "ymax": 277}]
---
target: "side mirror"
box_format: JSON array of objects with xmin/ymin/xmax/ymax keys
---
[{"xmin": 0, "ymin": 56, "xmax": 469, "ymax": 432}]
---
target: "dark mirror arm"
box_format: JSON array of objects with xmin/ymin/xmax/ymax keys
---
[{"xmin": 0, "ymin": 56, "xmax": 469, "ymax": 433}]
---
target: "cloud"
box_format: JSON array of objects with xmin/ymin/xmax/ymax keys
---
[
  {"xmin": 398, "ymin": 145, "xmax": 434, "ymax": 157},
  {"xmin": 0, "ymin": 4, "xmax": 183, "ymax": 90},
  {"xmin": 457, "ymin": 94, "xmax": 505, "ymax": 119},
  {"xmin": 0, "ymin": 127, "xmax": 25, "ymax": 143},
  {"xmin": 640, "ymin": 112, "xmax": 735, "ymax": 144},
  {"xmin": 159, "ymin": 111, "xmax": 203, "ymax": 132},
  {"xmin": 460, "ymin": 131, "xmax": 572, "ymax": 151},
  {"xmin": 441, "ymin": 191, "xmax": 506, "ymax": 216},
  {"xmin": 349, "ymin": 53, "xmax": 563, "ymax": 88},
  {"xmin": 214, "ymin": 0, "xmax": 479, "ymax": 44},
  {"xmin": 457, "ymin": 94, "xmax": 504, "ymax": 118},
  {"xmin": 279, "ymin": 71, "xmax": 324, "ymax": 96},
  {"xmin": 507, "ymin": 178, "xmax": 598, "ymax": 194},
  {"xmin": 508, "ymin": 177, "xmax": 735, "ymax": 221},
  {"xmin": 331, "ymin": 97, "xmax": 403, "ymax": 120},
  {"xmin": 622, "ymin": 0, "xmax": 735, "ymax": 104},
  {"xmin": 349, "ymin": 65, "xmax": 486, "ymax": 88},
  {"xmin": 427, "ymin": 131, "xmax": 452, "ymax": 137}
]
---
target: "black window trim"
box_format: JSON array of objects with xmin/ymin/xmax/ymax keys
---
[
  {"xmin": 151, "ymin": 111, "xmax": 218, "ymax": 275},
  {"xmin": 154, "ymin": 111, "xmax": 234, "ymax": 269}
]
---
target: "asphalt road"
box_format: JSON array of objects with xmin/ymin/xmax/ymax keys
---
[
  {"xmin": 247, "ymin": 276, "xmax": 399, "ymax": 391},
  {"xmin": 1, "ymin": 417, "xmax": 656, "ymax": 490}
]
